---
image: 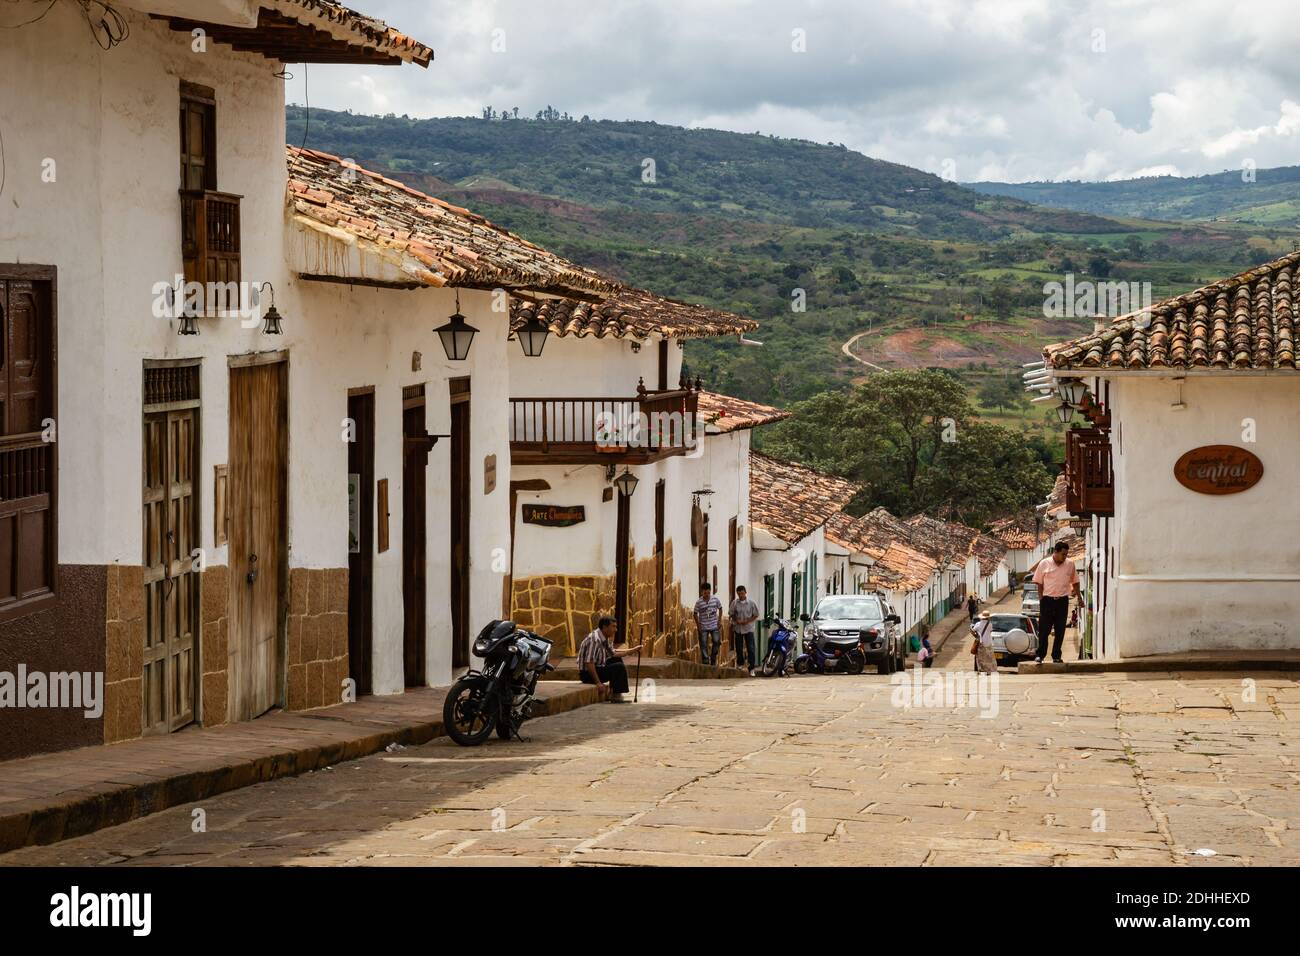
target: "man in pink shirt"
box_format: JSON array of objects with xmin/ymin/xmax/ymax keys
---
[{"xmin": 1031, "ymin": 541, "xmax": 1080, "ymax": 663}]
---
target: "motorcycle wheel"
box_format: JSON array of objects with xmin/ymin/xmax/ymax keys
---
[
  {"xmin": 844, "ymin": 649, "xmax": 865, "ymax": 675},
  {"xmin": 760, "ymin": 649, "xmax": 781, "ymax": 677},
  {"xmin": 443, "ymin": 678, "xmax": 496, "ymax": 747},
  {"xmin": 793, "ymin": 656, "xmax": 811, "ymax": 675}
]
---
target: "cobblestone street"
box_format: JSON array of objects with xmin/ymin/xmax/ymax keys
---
[{"xmin": 3, "ymin": 665, "xmax": 1297, "ymax": 867}]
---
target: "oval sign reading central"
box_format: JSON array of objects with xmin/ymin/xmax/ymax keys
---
[{"xmin": 1173, "ymin": 445, "xmax": 1263, "ymax": 495}]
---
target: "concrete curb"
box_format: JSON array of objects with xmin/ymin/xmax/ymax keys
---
[
  {"xmin": 1018, "ymin": 658, "xmax": 1300, "ymax": 675},
  {"xmin": 0, "ymin": 681, "xmax": 601, "ymax": 855}
]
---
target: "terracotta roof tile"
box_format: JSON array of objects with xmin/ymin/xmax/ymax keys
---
[
  {"xmin": 286, "ymin": 146, "xmax": 614, "ymax": 296},
  {"xmin": 972, "ymin": 533, "xmax": 1009, "ymax": 572},
  {"xmin": 749, "ymin": 452, "xmax": 860, "ymax": 545},
  {"xmin": 904, "ymin": 514, "xmax": 981, "ymax": 565},
  {"xmin": 874, "ymin": 542, "xmax": 938, "ymax": 592},
  {"xmin": 1045, "ymin": 250, "xmax": 1300, "ymax": 372},
  {"xmin": 987, "ymin": 513, "xmax": 1049, "ymax": 551},
  {"xmin": 510, "ymin": 288, "xmax": 759, "ymax": 341},
  {"xmin": 268, "ymin": 1, "xmax": 434, "ymax": 66},
  {"xmin": 697, "ymin": 391, "xmax": 790, "ymax": 433}
]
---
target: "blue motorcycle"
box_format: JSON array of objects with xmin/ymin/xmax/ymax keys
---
[
  {"xmin": 759, "ymin": 618, "xmax": 797, "ymax": 677},
  {"xmin": 792, "ymin": 620, "xmax": 866, "ymax": 675}
]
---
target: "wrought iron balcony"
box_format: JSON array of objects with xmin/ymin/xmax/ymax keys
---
[
  {"xmin": 509, "ymin": 378, "xmax": 701, "ymax": 464},
  {"xmin": 1065, "ymin": 427, "xmax": 1114, "ymax": 517}
]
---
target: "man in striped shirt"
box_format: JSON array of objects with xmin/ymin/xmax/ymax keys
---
[
  {"xmin": 693, "ymin": 582, "xmax": 723, "ymax": 666},
  {"xmin": 576, "ymin": 616, "xmax": 643, "ymax": 703}
]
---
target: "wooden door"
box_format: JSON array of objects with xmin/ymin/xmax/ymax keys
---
[
  {"xmin": 228, "ymin": 360, "xmax": 287, "ymax": 721},
  {"xmin": 449, "ymin": 379, "xmax": 471, "ymax": 668},
  {"xmin": 614, "ymin": 489, "xmax": 630, "ymax": 644},
  {"xmin": 142, "ymin": 365, "xmax": 199, "ymax": 733},
  {"xmin": 697, "ymin": 513, "xmax": 709, "ymax": 592},
  {"xmin": 654, "ymin": 480, "xmax": 665, "ymax": 632},
  {"xmin": 728, "ymin": 516, "xmax": 737, "ymax": 602},
  {"xmin": 402, "ymin": 387, "xmax": 427, "ymax": 686},
  {"xmin": 346, "ymin": 390, "xmax": 374, "ymax": 696}
]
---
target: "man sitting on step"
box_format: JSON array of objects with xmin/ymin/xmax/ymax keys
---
[{"xmin": 577, "ymin": 616, "xmax": 643, "ymax": 703}]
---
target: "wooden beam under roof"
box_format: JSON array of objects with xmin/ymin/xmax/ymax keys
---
[{"xmin": 155, "ymin": 9, "xmax": 408, "ymax": 65}]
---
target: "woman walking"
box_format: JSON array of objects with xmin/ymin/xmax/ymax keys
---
[{"xmin": 970, "ymin": 611, "xmax": 997, "ymax": 674}]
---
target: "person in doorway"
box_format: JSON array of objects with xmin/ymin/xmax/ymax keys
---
[
  {"xmin": 694, "ymin": 582, "xmax": 723, "ymax": 666},
  {"xmin": 1031, "ymin": 541, "xmax": 1080, "ymax": 663},
  {"xmin": 966, "ymin": 593, "xmax": 980, "ymax": 623},
  {"xmin": 577, "ymin": 616, "xmax": 643, "ymax": 703},
  {"xmin": 729, "ymin": 585, "xmax": 760, "ymax": 676},
  {"xmin": 970, "ymin": 611, "xmax": 997, "ymax": 674}
]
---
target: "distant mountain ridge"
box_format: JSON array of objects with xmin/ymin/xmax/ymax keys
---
[{"xmin": 968, "ymin": 166, "xmax": 1300, "ymax": 228}]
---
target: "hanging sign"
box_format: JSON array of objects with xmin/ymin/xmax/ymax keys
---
[
  {"xmin": 347, "ymin": 473, "xmax": 361, "ymax": 553},
  {"xmin": 522, "ymin": 504, "xmax": 586, "ymax": 527},
  {"xmin": 1173, "ymin": 445, "xmax": 1263, "ymax": 495}
]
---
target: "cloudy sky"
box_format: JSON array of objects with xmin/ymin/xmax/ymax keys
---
[{"xmin": 290, "ymin": 0, "xmax": 1300, "ymax": 183}]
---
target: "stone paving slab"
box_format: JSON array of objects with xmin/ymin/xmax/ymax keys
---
[
  {"xmin": 2, "ymin": 667, "xmax": 1298, "ymax": 867},
  {"xmin": 0, "ymin": 680, "xmax": 601, "ymax": 853}
]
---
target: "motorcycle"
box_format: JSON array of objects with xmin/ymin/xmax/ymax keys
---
[
  {"xmin": 793, "ymin": 625, "xmax": 866, "ymax": 675},
  {"xmin": 759, "ymin": 617, "xmax": 798, "ymax": 676},
  {"xmin": 443, "ymin": 620, "xmax": 555, "ymax": 746}
]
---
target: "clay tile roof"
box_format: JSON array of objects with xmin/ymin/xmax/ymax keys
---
[
  {"xmin": 697, "ymin": 391, "xmax": 790, "ymax": 433},
  {"xmin": 904, "ymin": 514, "xmax": 981, "ymax": 565},
  {"xmin": 1045, "ymin": 473, "xmax": 1069, "ymax": 518},
  {"xmin": 874, "ymin": 541, "xmax": 938, "ymax": 592},
  {"xmin": 286, "ymin": 146, "xmax": 614, "ymax": 296},
  {"xmin": 749, "ymin": 452, "xmax": 860, "ymax": 545},
  {"xmin": 268, "ymin": 1, "xmax": 434, "ymax": 65},
  {"xmin": 510, "ymin": 287, "xmax": 759, "ymax": 341},
  {"xmin": 987, "ymin": 513, "xmax": 1047, "ymax": 551},
  {"xmin": 1044, "ymin": 250, "xmax": 1300, "ymax": 372},
  {"xmin": 972, "ymin": 533, "xmax": 1010, "ymax": 572}
]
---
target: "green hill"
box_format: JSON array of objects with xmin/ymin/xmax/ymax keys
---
[{"xmin": 969, "ymin": 167, "xmax": 1300, "ymax": 229}]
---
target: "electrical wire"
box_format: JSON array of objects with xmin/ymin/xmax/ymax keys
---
[
  {"xmin": 299, "ymin": 62, "xmax": 309, "ymax": 149},
  {"xmin": 0, "ymin": 0, "xmax": 58, "ymax": 30},
  {"xmin": 78, "ymin": 0, "xmax": 127, "ymax": 50}
]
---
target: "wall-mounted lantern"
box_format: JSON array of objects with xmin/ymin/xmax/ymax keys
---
[
  {"xmin": 1055, "ymin": 402, "xmax": 1075, "ymax": 425},
  {"xmin": 1056, "ymin": 378, "xmax": 1088, "ymax": 406},
  {"xmin": 613, "ymin": 468, "xmax": 639, "ymax": 498},
  {"xmin": 516, "ymin": 315, "xmax": 550, "ymax": 357},
  {"xmin": 435, "ymin": 290, "xmax": 478, "ymax": 361},
  {"xmin": 258, "ymin": 282, "xmax": 283, "ymax": 335}
]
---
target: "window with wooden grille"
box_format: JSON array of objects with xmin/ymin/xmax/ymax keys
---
[
  {"xmin": 179, "ymin": 82, "xmax": 241, "ymax": 315},
  {"xmin": 0, "ymin": 266, "xmax": 57, "ymax": 622}
]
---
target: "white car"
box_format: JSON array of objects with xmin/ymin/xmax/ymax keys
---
[
  {"xmin": 1020, "ymin": 581, "xmax": 1040, "ymax": 617},
  {"xmin": 987, "ymin": 612, "xmax": 1039, "ymax": 664}
]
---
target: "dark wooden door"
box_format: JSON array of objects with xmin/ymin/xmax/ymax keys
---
[
  {"xmin": 654, "ymin": 480, "xmax": 665, "ymax": 632},
  {"xmin": 450, "ymin": 379, "xmax": 471, "ymax": 668},
  {"xmin": 346, "ymin": 390, "xmax": 374, "ymax": 696},
  {"xmin": 402, "ymin": 389, "xmax": 427, "ymax": 687},
  {"xmin": 615, "ymin": 489, "xmax": 630, "ymax": 644},
  {"xmin": 697, "ymin": 513, "xmax": 709, "ymax": 592},
  {"xmin": 228, "ymin": 361, "xmax": 287, "ymax": 721},
  {"xmin": 142, "ymin": 369, "xmax": 199, "ymax": 734},
  {"xmin": 728, "ymin": 516, "xmax": 737, "ymax": 602}
]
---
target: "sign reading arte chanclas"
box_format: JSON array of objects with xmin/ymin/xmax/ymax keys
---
[
  {"xmin": 1173, "ymin": 445, "xmax": 1263, "ymax": 495},
  {"xmin": 522, "ymin": 504, "xmax": 586, "ymax": 527}
]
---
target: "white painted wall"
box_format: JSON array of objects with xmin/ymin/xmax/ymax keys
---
[
  {"xmin": 1108, "ymin": 375, "xmax": 1300, "ymax": 655},
  {"xmin": 1, "ymin": 5, "xmax": 510, "ymax": 693}
]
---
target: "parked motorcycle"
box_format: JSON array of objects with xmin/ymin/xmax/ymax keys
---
[
  {"xmin": 443, "ymin": 620, "xmax": 555, "ymax": 746},
  {"xmin": 759, "ymin": 617, "xmax": 798, "ymax": 676},
  {"xmin": 792, "ymin": 626, "xmax": 866, "ymax": 675}
]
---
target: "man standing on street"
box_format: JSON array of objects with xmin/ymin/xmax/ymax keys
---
[
  {"xmin": 694, "ymin": 582, "xmax": 723, "ymax": 666},
  {"xmin": 577, "ymin": 616, "xmax": 643, "ymax": 703},
  {"xmin": 729, "ymin": 585, "xmax": 760, "ymax": 676},
  {"xmin": 1031, "ymin": 541, "xmax": 1080, "ymax": 663},
  {"xmin": 966, "ymin": 592, "xmax": 980, "ymax": 623}
]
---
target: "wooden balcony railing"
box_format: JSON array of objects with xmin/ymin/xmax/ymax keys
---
[
  {"xmin": 180, "ymin": 189, "xmax": 242, "ymax": 313},
  {"xmin": 1065, "ymin": 427, "xmax": 1114, "ymax": 517},
  {"xmin": 510, "ymin": 378, "xmax": 701, "ymax": 464},
  {"xmin": 0, "ymin": 433, "xmax": 55, "ymax": 616}
]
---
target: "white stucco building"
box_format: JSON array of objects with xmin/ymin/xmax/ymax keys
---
[{"xmin": 1042, "ymin": 250, "xmax": 1300, "ymax": 659}]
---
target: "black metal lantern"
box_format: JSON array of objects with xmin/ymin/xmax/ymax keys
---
[
  {"xmin": 436, "ymin": 291, "xmax": 478, "ymax": 361},
  {"xmin": 613, "ymin": 468, "xmax": 639, "ymax": 498},
  {"xmin": 1055, "ymin": 402, "xmax": 1075, "ymax": 425},
  {"xmin": 1057, "ymin": 378, "xmax": 1088, "ymax": 406},
  {"xmin": 258, "ymin": 282, "xmax": 283, "ymax": 336},
  {"xmin": 516, "ymin": 315, "xmax": 550, "ymax": 357},
  {"xmin": 177, "ymin": 312, "xmax": 200, "ymax": 336}
]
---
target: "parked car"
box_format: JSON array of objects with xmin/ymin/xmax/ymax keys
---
[
  {"xmin": 988, "ymin": 612, "xmax": 1038, "ymax": 665},
  {"xmin": 1020, "ymin": 581, "xmax": 1041, "ymax": 617},
  {"xmin": 805, "ymin": 593, "xmax": 903, "ymax": 675}
]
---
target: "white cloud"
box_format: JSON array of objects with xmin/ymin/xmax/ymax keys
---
[{"xmin": 288, "ymin": 0, "xmax": 1300, "ymax": 183}]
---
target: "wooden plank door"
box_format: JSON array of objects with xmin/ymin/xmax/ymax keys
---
[
  {"xmin": 449, "ymin": 379, "xmax": 470, "ymax": 669},
  {"xmin": 654, "ymin": 480, "xmax": 665, "ymax": 633},
  {"xmin": 614, "ymin": 490, "xmax": 630, "ymax": 645},
  {"xmin": 401, "ymin": 387, "xmax": 427, "ymax": 686},
  {"xmin": 142, "ymin": 377, "xmax": 199, "ymax": 735},
  {"xmin": 228, "ymin": 361, "xmax": 287, "ymax": 721},
  {"xmin": 728, "ymin": 516, "xmax": 737, "ymax": 602},
  {"xmin": 346, "ymin": 390, "xmax": 374, "ymax": 696}
]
